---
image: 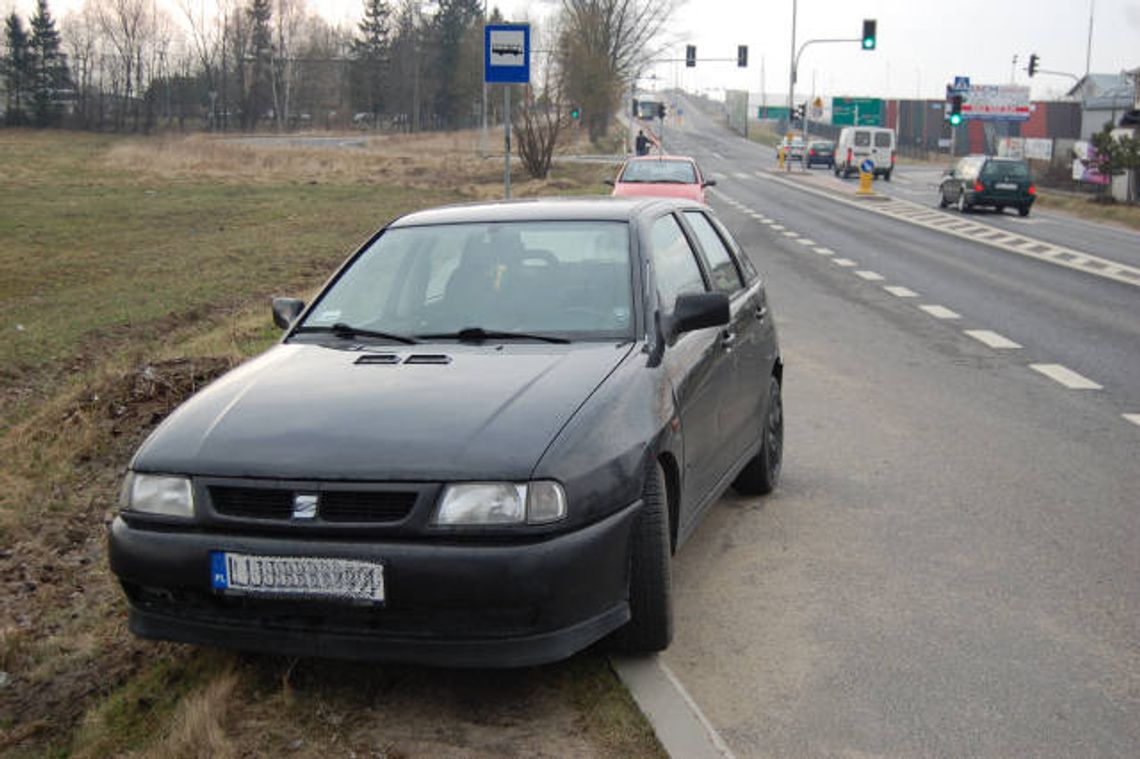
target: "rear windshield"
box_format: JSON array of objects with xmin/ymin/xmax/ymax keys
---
[
  {"xmin": 982, "ymin": 160, "xmax": 1030, "ymax": 180},
  {"xmin": 874, "ymin": 132, "xmax": 892, "ymax": 148},
  {"xmin": 854, "ymin": 132, "xmax": 871, "ymax": 147},
  {"xmin": 620, "ymin": 160, "xmax": 698, "ymax": 184}
]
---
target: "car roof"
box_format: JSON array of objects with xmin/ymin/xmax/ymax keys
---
[
  {"xmin": 389, "ymin": 196, "xmax": 704, "ymax": 227},
  {"xmin": 625, "ymin": 154, "xmax": 697, "ymax": 164}
]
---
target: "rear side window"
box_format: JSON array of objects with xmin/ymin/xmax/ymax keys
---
[
  {"xmin": 854, "ymin": 131, "xmax": 871, "ymax": 147},
  {"xmin": 874, "ymin": 132, "xmax": 892, "ymax": 147},
  {"xmin": 683, "ymin": 211, "xmax": 743, "ymax": 295},
  {"xmin": 650, "ymin": 215, "xmax": 707, "ymax": 311}
]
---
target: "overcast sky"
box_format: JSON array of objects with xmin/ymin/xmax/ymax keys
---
[{"xmin": 6, "ymin": 0, "xmax": 1138, "ymax": 102}]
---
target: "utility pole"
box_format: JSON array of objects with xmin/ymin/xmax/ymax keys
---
[
  {"xmin": 1085, "ymin": 0, "xmax": 1095, "ymax": 79},
  {"xmin": 788, "ymin": 0, "xmax": 797, "ymax": 127}
]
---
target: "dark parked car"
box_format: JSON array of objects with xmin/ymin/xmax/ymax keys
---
[
  {"xmin": 939, "ymin": 155, "xmax": 1036, "ymax": 216},
  {"xmin": 110, "ymin": 197, "xmax": 784, "ymax": 667},
  {"xmin": 805, "ymin": 141, "xmax": 835, "ymax": 169}
]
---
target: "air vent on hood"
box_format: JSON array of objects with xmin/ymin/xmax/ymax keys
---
[
  {"xmin": 354, "ymin": 353, "xmax": 401, "ymax": 365},
  {"xmin": 404, "ymin": 354, "xmax": 452, "ymax": 365}
]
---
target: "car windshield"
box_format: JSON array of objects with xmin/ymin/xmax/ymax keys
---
[
  {"xmin": 620, "ymin": 160, "xmax": 698, "ymax": 184},
  {"xmin": 297, "ymin": 221, "xmax": 635, "ymax": 341},
  {"xmin": 982, "ymin": 160, "xmax": 1030, "ymax": 180}
]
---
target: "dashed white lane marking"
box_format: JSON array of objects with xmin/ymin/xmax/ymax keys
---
[
  {"xmin": 733, "ymin": 172, "xmax": 750, "ymax": 180},
  {"xmin": 919, "ymin": 305, "xmax": 962, "ymax": 319},
  {"xmin": 884, "ymin": 285, "xmax": 919, "ymax": 298},
  {"xmin": 1124, "ymin": 414, "xmax": 1140, "ymax": 427},
  {"xmin": 832, "ymin": 258, "xmax": 857, "ymax": 267},
  {"xmin": 855, "ymin": 270, "xmax": 885, "ymax": 281},
  {"xmin": 813, "ymin": 247, "xmax": 834, "ymax": 255},
  {"xmin": 770, "ymin": 224, "xmax": 785, "ymax": 231},
  {"xmin": 1029, "ymin": 364, "xmax": 1103, "ymax": 390},
  {"xmin": 711, "ymin": 151, "xmax": 725, "ymax": 160},
  {"xmin": 761, "ymin": 220, "xmax": 776, "ymax": 225},
  {"xmin": 796, "ymin": 238, "xmax": 815, "ymax": 246},
  {"xmin": 783, "ymin": 231, "xmax": 800, "ymax": 238},
  {"xmin": 964, "ymin": 329, "xmax": 1023, "ymax": 349}
]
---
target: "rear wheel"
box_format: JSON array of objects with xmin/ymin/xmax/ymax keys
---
[
  {"xmin": 1018, "ymin": 205, "xmax": 1031, "ymax": 217},
  {"xmin": 957, "ymin": 192, "xmax": 969, "ymax": 213},
  {"xmin": 938, "ymin": 190, "xmax": 949, "ymax": 208},
  {"xmin": 883, "ymin": 170, "xmax": 892, "ymax": 182},
  {"xmin": 996, "ymin": 205, "xmax": 1005, "ymax": 214},
  {"xmin": 608, "ymin": 461, "xmax": 672, "ymax": 652},
  {"xmin": 733, "ymin": 376, "xmax": 784, "ymax": 496}
]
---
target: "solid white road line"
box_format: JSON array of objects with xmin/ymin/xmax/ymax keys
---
[
  {"xmin": 919, "ymin": 305, "xmax": 962, "ymax": 320},
  {"xmin": 855, "ymin": 271, "xmax": 885, "ymax": 281},
  {"xmin": 1029, "ymin": 363, "xmax": 1103, "ymax": 390},
  {"xmin": 1123, "ymin": 414, "xmax": 1140, "ymax": 427},
  {"xmin": 832, "ymin": 258, "xmax": 857, "ymax": 267},
  {"xmin": 884, "ymin": 286, "xmax": 920, "ymax": 298},
  {"xmin": 964, "ymin": 329, "xmax": 1023, "ymax": 349}
]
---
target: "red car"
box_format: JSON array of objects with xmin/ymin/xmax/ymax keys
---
[{"xmin": 607, "ymin": 155, "xmax": 716, "ymax": 204}]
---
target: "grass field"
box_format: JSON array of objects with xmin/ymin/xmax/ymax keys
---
[{"xmin": 0, "ymin": 130, "xmax": 659, "ymax": 758}]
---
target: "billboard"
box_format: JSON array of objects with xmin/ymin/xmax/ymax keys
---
[{"xmin": 961, "ymin": 85, "xmax": 1031, "ymax": 122}]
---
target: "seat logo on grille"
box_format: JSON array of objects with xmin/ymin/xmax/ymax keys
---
[{"xmin": 292, "ymin": 493, "xmax": 318, "ymax": 520}]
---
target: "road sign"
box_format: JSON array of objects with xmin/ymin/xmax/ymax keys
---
[
  {"xmin": 860, "ymin": 159, "xmax": 875, "ymax": 173},
  {"xmin": 953, "ymin": 76, "xmax": 971, "ymax": 92},
  {"xmin": 484, "ymin": 24, "xmax": 530, "ymax": 84},
  {"xmin": 831, "ymin": 97, "xmax": 882, "ymax": 126},
  {"xmin": 758, "ymin": 106, "xmax": 790, "ymax": 120}
]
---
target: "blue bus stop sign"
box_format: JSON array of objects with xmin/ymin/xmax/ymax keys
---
[
  {"xmin": 485, "ymin": 24, "xmax": 530, "ymax": 84},
  {"xmin": 860, "ymin": 158, "xmax": 875, "ymax": 174}
]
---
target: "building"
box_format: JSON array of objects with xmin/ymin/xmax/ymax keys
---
[{"xmin": 1066, "ymin": 72, "xmax": 1136, "ymax": 139}]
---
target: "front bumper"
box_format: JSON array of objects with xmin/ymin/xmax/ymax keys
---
[{"xmin": 109, "ymin": 502, "xmax": 639, "ymax": 667}]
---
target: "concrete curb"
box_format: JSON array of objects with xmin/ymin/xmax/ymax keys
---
[{"xmin": 610, "ymin": 654, "xmax": 736, "ymax": 759}]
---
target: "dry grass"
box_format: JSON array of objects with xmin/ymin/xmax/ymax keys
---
[
  {"xmin": 1034, "ymin": 191, "xmax": 1140, "ymax": 232},
  {"xmin": 140, "ymin": 670, "xmax": 240, "ymax": 759}
]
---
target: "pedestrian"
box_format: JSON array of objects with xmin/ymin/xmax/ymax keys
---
[{"xmin": 635, "ymin": 130, "xmax": 649, "ymax": 156}]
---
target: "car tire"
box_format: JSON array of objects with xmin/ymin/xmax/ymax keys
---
[
  {"xmin": 732, "ymin": 376, "xmax": 783, "ymax": 496},
  {"xmin": 608, "ymin": 460, "xmax": 672, "ymax": 653},
  {"xmin": 957, "ymin": 192, "xmax": 969, "ymax": 213},
  {"xmin": 884, "ymin": 171, "xmax": 892, "ymax": 182},
  {"xmin": 1018, "ymin": 205, "xmax": 1030, "ymax": 217}
]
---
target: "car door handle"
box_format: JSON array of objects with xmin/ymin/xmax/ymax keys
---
[
  {"xmin": 720, "ymin": 330, "xmax": 736, "ymax": 349},
  {"xmin": 755, "ymin": 305, "xmax": 768, "ymax": 322}
]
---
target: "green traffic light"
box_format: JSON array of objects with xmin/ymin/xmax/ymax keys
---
[
  {"xmin": 862, "ymin": 37, "xmax": 875, "ymax": 50},
  {"xmin": 949, "ymin": 113, "xmax": 962, "ymax": 126},
  {"xmin": 570, "ymin": 108, "xmax": 580, "ymax": 120}
]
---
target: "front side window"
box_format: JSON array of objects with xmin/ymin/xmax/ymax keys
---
[
  {"xmin": 299, "ymin": 221, "xmax": 634, "ymax": 340},
  {"xmin": 683, "ymin": 211, "xmax": 743, "ymax": 295},
  {"xmin": 650, "ymin": 215, "xmax": 706, "ymax": 312}
]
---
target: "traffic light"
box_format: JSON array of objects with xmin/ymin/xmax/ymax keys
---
[
  {"xmin": 737, "ymin": 45, "xmax": 748, "ymax": 68},
  {"xmin": 1028, "ymin": 53, "xmax": 1039, "ymax": 77},
  {"xmin": 569, "ymin": 106, "xmax": 580, "ymax": 120},
  {"xmin": 861, "ymin": 19, "xmax": 876, "ymax": 50},
  {"xmin": 949, "ymin": 94, "xmax": 963, "ymax": 126},
  {"xmin": 657, "ymin": 103, "xmax": 667, "ymax": 119},
  {"xmin": 686, "ymin": 45, "xmax": 696, "ymax": 68},
  {"xmin": 792, "ymin": 103, "xmax": 806, "ymax": 122}
]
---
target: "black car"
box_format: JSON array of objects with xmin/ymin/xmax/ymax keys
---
[
  {"xmin": 805, "ymin": 141, "xmax": 835, "ymax": 169},
  {"xmin": 939, "ymin": 155, "xmax": 1036, "ymax": 216},
  {"xmin": 109, "ymin": 197, "xmax": 784, "ymax": 667}
]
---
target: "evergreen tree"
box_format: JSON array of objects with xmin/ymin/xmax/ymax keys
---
[
  {"xmin": 28, "ymin": 0, "xmax": 70, "ymax": 127},
  {"xmin": 431, "ymin": 0, "xmax": 482, "ymax": 129},
  {"xmin": 350, "ymin": 0, "xmax": 391, "ymax": 121},
  {"xmin": 3, "ymin": 12, "xmax": 30, "ymax": 126},
  {"xmin": 245, "ymin": 0, "xmax": 273, "ymax": 129}
]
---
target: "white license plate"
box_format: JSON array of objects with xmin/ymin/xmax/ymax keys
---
[
  {"xmin": 995, "ymin": 182, "xmax": 1018, "ymax": 190},
  {"xmin": 210, "ymin": 552, "xmax": 385, "ymax": 604}
]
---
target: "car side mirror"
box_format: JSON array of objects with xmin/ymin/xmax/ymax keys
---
[
  {"xmin": 702, "ymin": 179, "xmax": 717, "ymax": 187},
  {"xmin": 272, "ymin": 297, "xmax": 305, "ymax": 329},
  {"xmin": 603, "ymin": 178, "xmax": 615, "ymax": 186},
  {"xmin": 671, "ymin": 292, "xmax": 730, "ymax": 339}
]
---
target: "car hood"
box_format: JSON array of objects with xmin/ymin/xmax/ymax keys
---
[
  {"xmin": 133, "ymin": 342, "xmax": 635, "ymax": 481},
  {"xmin": 613, "ymin": 182, "xmax": 704, "ymax": 203}
]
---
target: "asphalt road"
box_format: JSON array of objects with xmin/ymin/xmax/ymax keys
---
[{"xmin": 655, "ymin": 98, "xmax": 1140, "ymax": 758}]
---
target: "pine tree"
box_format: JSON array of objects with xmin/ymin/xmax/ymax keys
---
[
  {"xmin": 245, "ymin": 0, "xmax": 273, "ymax": 129},
  {"xmin": 3, "ymin": 12, "xmax": 30, "ymax": 126},
  {"xmin": 350, "ymin": 0, "xmax": 391, "ymax": 120},
  {"xmin": 432, "ymin": 0, "xmax": 482, "ymax": 128},
  {"xmin": 28, "ymin": 0, "xmax": 70, "ymax": 127}
]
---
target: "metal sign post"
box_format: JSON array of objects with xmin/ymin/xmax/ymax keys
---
[{"xmin": 484, "ymin": 24, "xmax": 531, "ymax": 200}]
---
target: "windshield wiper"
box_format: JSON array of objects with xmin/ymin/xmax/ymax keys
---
[
  {"xmin": 418, "ymin": 327, "xmax": 570, "ymax": 344},
  {"xmin": 296, "ymin": 322, "xmax": 418, "ymax": 345}
]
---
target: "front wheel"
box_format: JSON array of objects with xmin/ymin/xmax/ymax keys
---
[
  {"xmin": 733, "ymin": 376, "xmax": 784, "ymax": 496},
  {"xmin": 607, "ymin": 461, "xmax": 672, "ymax": 653}
]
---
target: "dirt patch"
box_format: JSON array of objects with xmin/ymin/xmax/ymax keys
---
[{"xmin": 0, "ymin": 357, "xmax": 233, "ymax": 754}]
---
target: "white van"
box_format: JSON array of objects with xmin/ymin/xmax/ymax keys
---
[{"xmin": 834, "ymin": 126, "xmax": 896, "ymax": 180}]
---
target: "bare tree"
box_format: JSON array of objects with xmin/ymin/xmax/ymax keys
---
[
  {"xmin": 513, "ymin": 65, "xmax": 572, "ymax": 179},
  {"xmin": 558, "ymin": 0, "xmax": 679, "ymax": 142},
  {"xmin": 270, "ymin": 0, "xmax": 305, "ymax": 130}
]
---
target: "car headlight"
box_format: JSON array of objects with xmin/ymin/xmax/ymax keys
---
[
  {"xmin": 121, "ymin": 472, "xmax": 195, "ymax": 518},
  {"xmin": 434, "ymin": 481, "xmax": 567, "ymax": 526}
]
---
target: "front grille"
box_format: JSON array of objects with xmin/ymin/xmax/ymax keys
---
[
  {"xmin": 209, "ymin": 486, "xmax": 418, "ymax": 523},
  {"xmin": 320, "ymin": 491, "xmax": 417, "ymax": 523},
  {"xmin": 211, "ymin": 487, "xmax": 293, "ymax": 520}
]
